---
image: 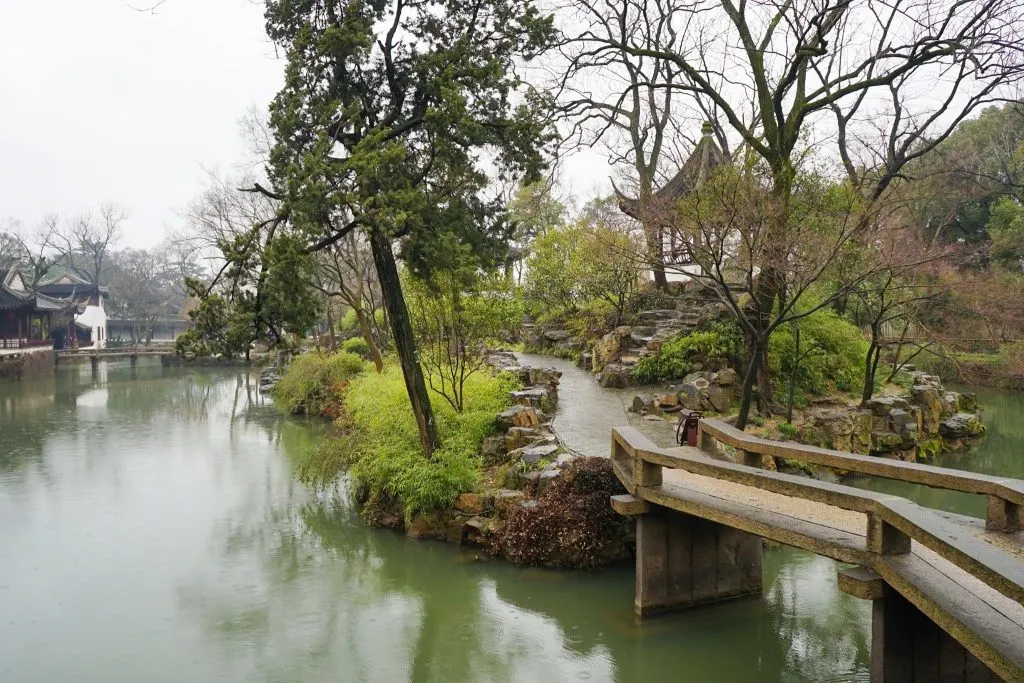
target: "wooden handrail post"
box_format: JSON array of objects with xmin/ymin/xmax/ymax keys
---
[
  {"xmin": 867, "ymin": 513, "xmax": 911, "ymax": 555},
  {"xmin": 986, "ymin": 495, "xmax": 1022, "ymax": 533}
]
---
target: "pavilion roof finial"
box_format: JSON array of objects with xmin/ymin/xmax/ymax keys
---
[{"xmin": 701, "ymin": 120, "xmax": 714, "ymax": 137}]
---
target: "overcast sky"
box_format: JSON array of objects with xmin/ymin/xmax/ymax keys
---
[
  {"xmin": 1, "ymin": 0, "xmax": 284, "ymax": 248},
  {"xmin": 0, "ymin": 1, "xmax": 619, "ymax": 250}
]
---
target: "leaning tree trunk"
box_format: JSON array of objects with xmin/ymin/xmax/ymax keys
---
[
  {"xmin": 368, "ymin": 226, "xmax": 440, "ymax": 457},
  {"xmin": 861, "ymin": 330, "xmax": 883, "ymax": 406},
  {"xmin": 325, "ymin": 301, "xmax": 338, "ymax": 351},
  {"xmin": 355, "ymin": 305, "xmax": 384, "ymax": 373}
]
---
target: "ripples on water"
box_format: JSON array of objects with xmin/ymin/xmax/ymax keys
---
[{"xmin": 10, "ymin": 363, "xmax": 1018, "ymax": 681}]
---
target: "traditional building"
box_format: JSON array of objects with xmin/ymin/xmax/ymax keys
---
[
  {"xmin": 615, "ymin": 121, "xmax": 729, "ymax": 283},
  {"xmin": 34, "ymin": 266, "xmax": 109, "ymax": 349},
  {"xmin": 0, "ymin": 268, "xmax": 75, "ymax": 353}
]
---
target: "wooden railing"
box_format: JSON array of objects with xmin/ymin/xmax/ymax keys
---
[
  {"xmin": 698, "ymin": 418, "xmax": 1024, "ymax": 534},
  {"xmin": 611, "ymin": 425, "xmax": 1024, "ymax": 610}
]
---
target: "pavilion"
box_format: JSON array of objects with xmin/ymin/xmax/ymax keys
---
[
  {"xmin": 614, "ymin": 121, "xmax": 729, "ymax": 282},
  {"xmin": 0, "ymin": 267, "xmax": 77, "ymax": 352}
]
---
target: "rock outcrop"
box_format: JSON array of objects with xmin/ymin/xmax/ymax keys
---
[
  {"xmin": 629, "ymin": 368, "xmax": 739, "ymax": 417},
  {"xmin": 797, "ymin": 371, "xmax": 982, "ymax": 461}
]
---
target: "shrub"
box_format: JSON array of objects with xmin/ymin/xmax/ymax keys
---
[
  {"xmin": 272, "ymin": 351, "xmax": 366, "ymax": 416},
  {"xmin": 407, "ymin": 271, "xmax": 523, "ymax": 411},
  {"xmin": 492, "ymin": 457, "xmax": 631, "ymax": 568},
  {"xmin": 300, "ymin": 362, "xmax": 520, "ymax": 519},
  {"xmin": 341, "ymin": 336, "xmax": 370, "ymax": 357},
  {"xmin": 768, "ymin": 308, "xmax": 867, "ymax": 401},
  {"xmin": 339, "ymin": 308, "xmax": 359, "ymax": 331},
  {"xmin": 630, "ymin": 320, "xmax": 745, "ymax": 384},
  {"xmin": 524, "ymin": 217, "xmax": 643, "ymax": 325}
]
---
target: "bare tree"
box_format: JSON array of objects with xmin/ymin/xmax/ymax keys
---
[
  {"xmin": 567, "ymin": 0, "xmax": 1024, "ymax": 428},
  {"xmin": 310, "ymin": 230, "xmax": 385, "ymax": 372},
  {"xmin": 0, "ymin": 216, "xmax": 58, "ymax": 286},
  {"xmin": 108, "ymin": 248, "xmax": 163, "ymax": 343},
  {"xmin": 557, "ymin": 0, "xmax": 735, "ymax": 288},
  {"xmin": 0, "ymin": 218, "xmax": 26, "ymax": 272},
  {"xmin": 47, "ymin": 204, "xmax": 126, "ymax": 286}
]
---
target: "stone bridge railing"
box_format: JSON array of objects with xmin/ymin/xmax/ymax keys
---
[{"xmin": 697, "ymin": 418, "xmax": 1023, "ymax": 534}]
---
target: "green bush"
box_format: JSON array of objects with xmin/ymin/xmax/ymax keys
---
[
  {"xmin": 339, "ymin": 309, "xmax": 359, "ymax": 331},
  {"xmin": 768, "ymin": 308, "xmax": 867, "ymax": 401},
  {"xmin": 630, "ymin": 320, "xmax": 745, "ymax": 384},
  {"xmin": 301, "ymin": 362, "xmax": 520, "ymax": 518},
  {"xmin": 523, "ymin": 217, "xmax": 643, "ymax": 325},
  {"xmin": 271, "ymin": 351, "xmax": 366, "ymax": 417},
  {"xmin": 341, "ymin": 336, "xmax": 370, "ymax": 357}
]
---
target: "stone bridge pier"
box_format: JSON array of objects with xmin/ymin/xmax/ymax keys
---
[
  {"xmin": 840, "ymin": 568, "xmax": 1003, "ymax": 682},
  {"xmin": 614, "ymin": 439, "xmax": 763, "ymax": 617},
  {"xmin": 634, "ymin": 508, "xmax": 762, "ymax": 616}
]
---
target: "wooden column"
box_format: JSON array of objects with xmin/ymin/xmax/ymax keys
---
[{"xmin": 635, "ymin": 508, "xmax": 762, "ymax": 618}]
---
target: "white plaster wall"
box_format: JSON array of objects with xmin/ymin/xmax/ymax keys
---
[{"xmin": 76, "ymin": 300, "xmax": 107, "ymax": 350}]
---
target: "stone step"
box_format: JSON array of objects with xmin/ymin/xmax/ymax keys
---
[
  {"xmin": 631, "ymin": 334, "xmax": 654, "ymax": 347},
  {"xmin": 637, "ymin": 309, "xmax": 681, "ymax": 322}
]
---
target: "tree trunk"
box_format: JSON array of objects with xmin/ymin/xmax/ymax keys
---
[
  {"xmin": 642, "ymin": 219, "xmax": 668, "ymax": 289},
  {"xmin": 786, "ymin": 326, "xmax": 800, "ymax": 424},
  {"xmin": 325, "ymin": 301, "xmax": 338, "ymax": 351},
  {"xmin": 368, "ymin": 226, "xmax": 440, "ymax": 457},
  {"xmin": 735, "ymin": 342, "xmax": 762, "ymax": 430},
  {"xmin": 862, "ymin": 337, "xmax": 882, "ymax": 406},
  {"xmin": 355, "ymin": 306, "xmax": 384, "ymax": 373},
  {"xmin": 749, "ymin": 165, "xmax": 794, "ymax": 412}
]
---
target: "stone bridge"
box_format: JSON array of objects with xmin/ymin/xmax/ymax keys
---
[
  {"xmin": 610, "ymin": 419, "xmax": 1024, "ymax": 682},
  {"xmin": 56, "ymin": 346, "xmax": 177, "ymax": 372}
]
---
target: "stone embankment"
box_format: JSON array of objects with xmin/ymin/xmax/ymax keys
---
[
  {"xmin": 0, "ymin": 348, "xmax": 55, "ymax": 382},
  {"xmin": 401, "ymin": 350, "xmax": 631, "ymax": 568},
  {"xmin": 799, "ymin": 370, "xmax": 982, "ymax": 460}
]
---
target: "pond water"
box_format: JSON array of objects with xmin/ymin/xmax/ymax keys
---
[{"xmin": 0, "ymin": 363, "xmax": 1018, "ymax": 682}]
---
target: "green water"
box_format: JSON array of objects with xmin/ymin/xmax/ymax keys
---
[{"xmin": 0, "ymin": 366, "xmax": 1016, "ymax": 682}]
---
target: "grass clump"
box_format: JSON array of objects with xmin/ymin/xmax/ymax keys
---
[
  {"xmin": 272, "ymin": 351, "xmax": 366, "ymax": 417},
  {"xmin": 300, "ymin": 362, "xmax": 520, "ymax": 520}
]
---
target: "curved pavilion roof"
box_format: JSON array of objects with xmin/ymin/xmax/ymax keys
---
[
  {"xmin": 0, "ymin": 266, "xmax": 77, "ymax": 312},
  {"xmin": 615, "ymin": 122, "xmax": 729, "ymax": 221}
]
